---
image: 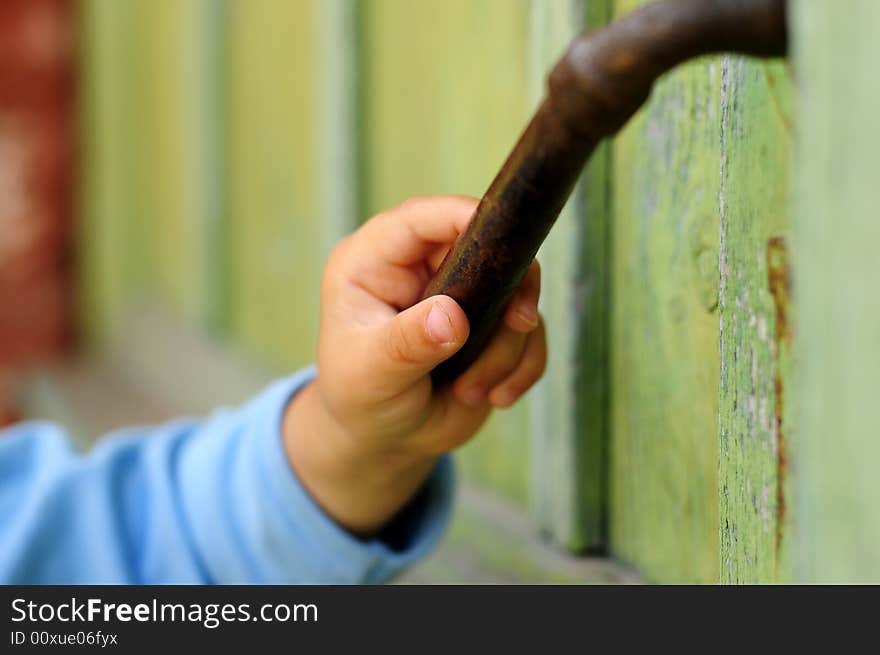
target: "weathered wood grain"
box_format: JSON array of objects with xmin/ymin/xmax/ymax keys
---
[
  {"xmin": 792, "ymin": 0, "xmax": 880, "ymax": 583},
  {"xmin": 717, "ymin": 57, "xmax": 792, "ymax": 583},
  {"xmin": 609, "ymin": 0, "xmax": 721, "ymax": 581},
  {"xmin": 607, "ymin": 0, "xmax": 791, "ymax": 583}
]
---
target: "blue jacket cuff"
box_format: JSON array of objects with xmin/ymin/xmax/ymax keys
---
[{"xmin": 255, "ymin": 368, "xmax": 454, "ymax": 583}]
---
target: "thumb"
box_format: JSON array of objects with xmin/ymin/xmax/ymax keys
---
[{"xmin": 367, "ymin": 295, "xmax": 469, "ymax": 395}]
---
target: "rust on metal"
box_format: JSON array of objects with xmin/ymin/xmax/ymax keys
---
[
  {"xmin": 767, "ymin": 235, "xmax": 792, "ymax": 553},
  {"xmin": 425, "ymin": 0, "xmax": 788, "ymax": 384}
]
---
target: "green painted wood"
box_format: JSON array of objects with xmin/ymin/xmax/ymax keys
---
[
  {"xmin": 78, "ymin": 1, "xmax": 226, "ymax": 337},
  {"xmin": 609, "ymin": 0, "xmax": 722, "ymax": 582},
  {"xmin": 717, "ymin": 57, "xmax": 792, "ymax": 584},
  {"xmin": 222, "ymin": 0, "xmax": 358, "ymax": 367},
  {"xmin": 224, "ymin": 0, "xmax": 324, "ymax": 370},
  {"xmin": 77, "ymin": 0, "xmax": 132, "ymax": 344},
  {"xmin": 529, "ymin": 0, "xmax": 611, "ymax": 552},
  {"xmin": 608, "ymin": 1, "xmax": 794, "ymax": 582},
  {"xmin": 116, "ymin": 2, "xmax": 158, "ymax": 312},
  {"xmin": 142, "ymin": 1, "xmax": 224, "ymax": 325},
  {"xmin": 360, "ymin": 0, "xmax": 533, "ymax": 506},
  {"xmin": 359, "ymin": 0, "xmax": 530, "ymax": 217},
  {"xmin": 793, "ymin": 0, "xmax": 880, "ymax": 583},
  {"xmin": 574, "ymin": 0, "xmax": 614, "ymax": 555},
  {"xmin": 78, "ymin": 0, "xmax": 158, "ymax": 338},
  {"xmin": 196, "ymin": 0, "xmax": 231, "ymax": 334},
  {"xmin": 316, "ymin": 0, "xmax": 360, "ymax": 261}
]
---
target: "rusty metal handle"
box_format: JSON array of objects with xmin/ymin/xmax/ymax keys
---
[{"xmin": 424, "ymin": 0, "xmax": 787, "ymax": 385}]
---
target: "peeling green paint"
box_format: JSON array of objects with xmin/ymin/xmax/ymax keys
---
[
  {"xmin": 608, "ymin": 0, "xmax": 792, "ymax": 583},
  {"xmin": 717, "ymin": 57, "xmax": 792, "ymax": 584}
]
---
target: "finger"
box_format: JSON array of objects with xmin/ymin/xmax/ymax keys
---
[
  {"xmin": 338, "ymin": 255, "xmax": 429, "ymax": 313},
  {"xmin": 452, "ymin": 324, "xmax": 528, "ymax": 407},
  {"xmin": 359, "ymin": 294, "xmax": 469, "ymax": 397},
  {"xmin": 503, "ymin": 259, "xmax": 541, "ymax": 333},
  {"xmin": 427, "ymin": 244, "xmax": 454, "ymax": 274},
  {"xmin": 358, "ymin": 195, "xmax": 478, "ymax": 267},
  {"xmin": 331, "ymin": 196, "xmax": 478, "ymax": 311},
  {"xmin": 411, "ymin": 385, "xmax": 493, "ymax": 454},
  {"xmin": 488, "ymin": 318, "xmax": 547, "ymax": 408}
]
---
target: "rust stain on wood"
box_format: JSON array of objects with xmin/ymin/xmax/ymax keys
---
[{"xmin": 767, "ymin": 235, "xmax": 791, "ymax": 553}]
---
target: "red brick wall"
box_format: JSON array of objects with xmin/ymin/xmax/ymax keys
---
[{"xmin": 0, "ymin": 0, "xmax": 73, "ymax": 425}]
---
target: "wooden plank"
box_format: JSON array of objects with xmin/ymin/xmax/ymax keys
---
[
  {"xmin": 792, "ymin": 0, "xmax": 880, "ymax": 583},
  {"xmin": 529, "ymin": 0, "xmax": 611, "ymax": 552},
  {"xmin": 224, "ymin": 0, "xmax": 324, "ymax": 370},
  {"xmin": 608, "ymin": 1, "xmax": 793, "ymax": 582},
  {"xmin": 76, "ymin": 0, "xmax": 137, "ymax": 344},
  {"xmin": 139, "ymin": 0, "xmax": 224, "ymax": 326},
  {"xmin": 221, "ymin": 0, "xmax": 358, "ymax": 366},
  {"xmin": 717, "ymin": 57, "xmax": 792, "ymax": 583},
  {"xmin": 76, "ymin": 0, "xmax": 115, "ymax": 343},
  {"xmin": 359, "ymin": 0, "xmax": 533, "ymax": 506},
  {"xmin": 78, "ymin": 0, "xmax": 226, "ymax": 337},
  {"xmin": 359, "ymin": 0, "xmax": 530, "ymax": 216},
  {"xmin": 609, "ymin": 0, "xmax": 722, "ymax": 583},
  {"xmin": 138, "ymin": 1, "xmax": 195, "ymax": 320},
  {"xmin": 315, "ymin": 0, "xmax": 360, "ymax": 260},
  {"xmin": 194, "ymin": 0, "xmax": 231, "ymax": 333}
]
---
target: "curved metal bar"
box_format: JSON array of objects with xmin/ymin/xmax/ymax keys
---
[{"xmin": 425, "ymin": 0, "xmax": 788, "ymax": 384}]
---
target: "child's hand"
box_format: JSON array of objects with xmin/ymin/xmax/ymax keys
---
[{"xmin": 283, "ymin": 196, "xmax": 546, "ymax": 535}]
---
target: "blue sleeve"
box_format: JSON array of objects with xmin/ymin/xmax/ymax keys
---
[{"xmin": 0, "ymin": 368, "xmax": 454, "ymax": 584}]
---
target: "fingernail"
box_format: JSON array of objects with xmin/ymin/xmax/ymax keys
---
[
  {"xmin": 426, "ymin": 303, "xmax": 456, "ymax": 344},
  {"xmin": 515, "ymin": 306, "xmax": 539, "ymax": 328},
  {"xmin": 462, "ymin": 387, "xmax": 486, "ymax": 407}
]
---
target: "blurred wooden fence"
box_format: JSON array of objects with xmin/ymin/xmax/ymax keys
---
[{"xmin": 72, "ymin": 0, "xmax": 879, "ymax": 583}]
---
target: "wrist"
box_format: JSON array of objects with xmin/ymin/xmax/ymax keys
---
[{"xmin": 282, "ymin": 380, "xmax": 438, "ymax": 536}]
